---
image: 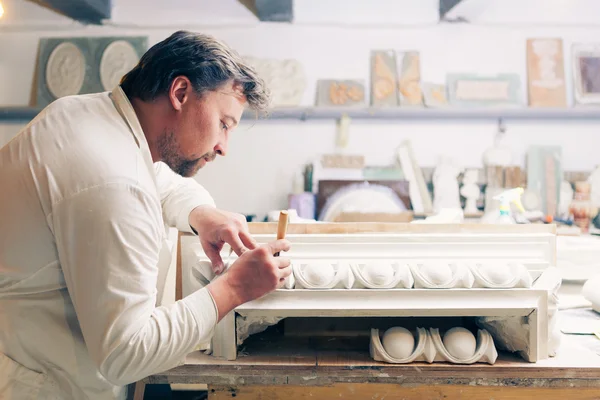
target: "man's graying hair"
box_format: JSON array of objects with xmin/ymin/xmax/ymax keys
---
[{"xmin": 120, "ymin": 30, "xmax": 270, "ymax": 112}]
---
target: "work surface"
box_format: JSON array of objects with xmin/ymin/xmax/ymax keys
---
[
  {"xmin": 158, "ymin": 224, "xmax": 598, "ymax": 399},
  {"xmin": 145, "ymin": 322, "xmax": 600, "ymax": 388}
]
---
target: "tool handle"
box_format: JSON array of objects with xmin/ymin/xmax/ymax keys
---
[{"xmin": 274, "ymin": 210, "xmax": 289, "ymax": 257}]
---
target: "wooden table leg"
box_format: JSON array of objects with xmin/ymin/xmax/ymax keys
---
[{"xmin": 126, "ymin": 381, "xmax": 146, "ymax": 400}]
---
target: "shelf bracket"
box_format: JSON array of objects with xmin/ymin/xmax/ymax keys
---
[{"xmin": 335, "ymin": 114, "xmax": 351, "ymax": 150}]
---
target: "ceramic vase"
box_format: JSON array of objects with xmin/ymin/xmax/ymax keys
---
[{"xmin": 569, "ymin": 181, "xmax": 598, "ymax": 233}]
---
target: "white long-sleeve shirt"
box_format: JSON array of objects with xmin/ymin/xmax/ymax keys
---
[{"xmin": 0, "ymin": 87, "xmax": 219, "ymax": 399}]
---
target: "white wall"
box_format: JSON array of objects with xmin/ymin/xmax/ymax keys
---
[{"xmin": 2, "ymin": 2, "xmax": 600, "ymax": 218}]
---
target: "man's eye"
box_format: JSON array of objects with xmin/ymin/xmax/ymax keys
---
[{"xmin": 221, "ymin": 122, "xmax": 228, "ymax": 131}]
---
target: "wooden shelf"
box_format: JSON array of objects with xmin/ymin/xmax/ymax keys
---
[
  {"xmin": 248, "ymin": 106, "xmax": 600, "ymax": 121},
  {"xmin": 0, "ymin": 107, "xmax": 43, "ymax": 122},
  {"xmin": 3, "ymin": 106, "xmax": 600, "ymax": 123}
]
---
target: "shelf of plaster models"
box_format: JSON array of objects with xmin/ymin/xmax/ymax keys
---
[
  {"xmin": 249, "ymin": 106, "xmax": 600, "ymax": 121},
  {"xmin": 2, "ymin": 105, "xmax": 600, "ymax": 123}
]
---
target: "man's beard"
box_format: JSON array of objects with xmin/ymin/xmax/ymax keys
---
[{"xmin": 157, "ymin": 130, "xmax": 216, "ymax": 177}]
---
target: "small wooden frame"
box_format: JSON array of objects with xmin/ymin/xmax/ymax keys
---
[
  {"xmin": 447, "ymin": 74, "xmax": 521, "ymax": 107},
  {"xmin": 572, "ymin": 43, "xmax": 600, "ymax": 105},
  {"xmin": 526, "ymin": 38, "xmax": 567, "ymax": 107}
]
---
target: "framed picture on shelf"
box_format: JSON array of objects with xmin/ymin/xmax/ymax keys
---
[
  {"xmin": 422, "ymin": 83, "xmax": 448, "ymax": 108},
  {"xmin": 370, "ymin": 50, "xmax": 399, "ymax": 107},
  {"xmin": 572, "ymin": 44, "xmax": 600, "ymax": 105},
  {"xmin": 446, "ymin": 74, "xmax": 521, "ymax": 108},
  {"xmin": 396, "ymin": 51, "xmax": 424, "ymax": 106},
  {"xmin": 35, "ymin": 36, "xmax": 147, "ymax": 107},
  {"xmin": 316, "ymin": 80, "xmax": 366, "ymax": 107},
  {"xmin": 526, "ymin": 38, "xmax": 567, "ymax": 108}
]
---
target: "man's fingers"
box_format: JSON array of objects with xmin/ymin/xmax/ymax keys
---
[
  {"xmin": 221, "ymin": 228, "xmax": 249, "ymax": 256},
  {"xmin": 239, "ymin": 230, "xmax": 258, "ymax": 251},
  {"xmin": 266, "ymin": 239, "xmax": 291, "ymax": 255},
  {"xmin": 276, "ymin": 257, "xmax": 291, "ymax": 269},
  {"xmin": 278, "ymin": 265, "xmax": 292, "ymax": 279},
  {"xmin": 203, "ymin": 242, "xmax": 224, "ymax": 274}
]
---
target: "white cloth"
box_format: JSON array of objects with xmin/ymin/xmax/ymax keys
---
[{"xmin": 0, "ymin": 87, "xmax": 219, "ymax": 399}]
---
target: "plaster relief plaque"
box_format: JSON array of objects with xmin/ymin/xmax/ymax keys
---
[
  {"xmin": 422, "ymin": 83, "xmax": 448, "ymax": 108},
  {"xmin": 526, "ymin": 38, "xmax": 567, "ymax": 107},
  {"xmin": 316, "ymin": 80, "xmax": 366, "ymax": 106},
  {"xmin": 244, "ymin": 57, "xmax": 306, "ymax": 107},
  {"xmin": 36, "ymin": 36, "xmax": 147, "ymax": 107},
  {"xmin": 100, "ymin": 40, "xmax": 140, "ymax": 91},
  {"xmin": 396, "ymin": 51, "xmax": 423, "ymax": 106},
  {"xmin": 46, "ymin": 42, "xmax": 86, "ymax": 98},
  {"xmin": 447, "ymin": 74, "xmax": 521, "ymax": 107},
  {"xmin": 370, "ymin": 50, "xmax": 398, "ymax": 106}
]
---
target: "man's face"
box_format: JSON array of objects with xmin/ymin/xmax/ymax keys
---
[{"xmin": 159, "ymin": 80, "xmax": 246, "ymax": 177}]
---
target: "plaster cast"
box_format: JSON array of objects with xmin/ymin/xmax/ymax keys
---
[
  {"xmin": 475, "ymin": 316, "xmax": 531, "ymax": 358},
  {"xmin": 371, "ymin": 326, "xmax": 497, "ymax": 365},
  {"xmin": 432, "ymin": 156, "xmax": 463, "ymax": 212},
  {"xmin": 419, "ymin": 262, "xmax": 452, "ymax": 285},
  {"xmin": 461, "ymin": 169, "xmax": 481, "ymax": 214},
  {"xmin": 477, "ymin": 267, "xmax": 562, "ymax": 361},
  {"xmin": 293, "ymin": 261, "xmax": 354, "ymax": 289},
  {"xmin": 350, "ymin": 261, "xmax": 414, "ymax": 289},
  {"xmin": 243, "ymin": 57, "xmax": 306, "ymax": 107},
  {"xmin": 468, "ymin": 262, "xmax": 532, "ymax": 288},
  {"xmin": 46, "ymin": 42, "xmax": 85, "ymax": 98},
  {"xmin": 381, "ymin": 327, "xmax": 415, "ymax": 359},
  {"xmin": 430, "ymin": 328, "xmax": 498, "ymax": 364},
  {"xmin": 303, "ymin": 262, "xmax": 335, "ymax": 286},
  {"xmin": 409, "ymin": 262, "xmax": 474, "ymax": 289},
  {"xmin": 236, "ymin": 315, "xmax": 284, "ymax": 345},
  {"xmin": 100, "ymin": 40, "xmax": 140, "ymax": 91},
  {"xmin": 582, "ymin": 274, "xmax": 600, "ymax": 313},
  {"xmin": 370, "ymin": 327, "xmax": 434, "ymax": 364},
  {"xmin": 443, "ymin": 327, "xmax": 477, "ymax": 359},
  {"xmin": 363, "ymin": 262, "xmax": 394, "ymax": 286},
  {"xmin": 181, "ymin": 228, "xmax": 557, "ymax": 361}
]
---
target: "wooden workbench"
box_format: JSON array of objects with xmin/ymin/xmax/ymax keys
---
[
  {"xmin": 137, "ymin": 325, "xmax": 600, "ymax": 399},
  {"xmin": 138, "ymin": 223, "xmax": 598, "ymax": 399}
]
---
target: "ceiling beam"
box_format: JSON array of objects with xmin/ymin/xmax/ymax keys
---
[
  {"xmin": 439, "ymin": 0, "xmax": 465, "ymax": 20},
  {"xmin": 25, "ymin": 0, "xmax": 111, "ymax": 24},
  {"xmin": 239, "ymin": 0, "xmax": 293, "ymax": 22}
]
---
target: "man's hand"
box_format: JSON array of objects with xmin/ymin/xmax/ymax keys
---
[
  {"xmin": 189, "ymin": 205, "xmax": 258, "ymax": 274},
  {"xmin": 207, "ymin": 239, "xmax": 292, "ymax": 320}
]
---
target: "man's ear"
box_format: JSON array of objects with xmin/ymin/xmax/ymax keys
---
[{"xmin": 168, "ymin": 76, "xmax": 192, "ymax": 111}]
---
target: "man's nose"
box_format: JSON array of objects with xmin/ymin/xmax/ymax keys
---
[{"xmin": 214, "ymin": 142, "xmax": 227, "ymax": 157}]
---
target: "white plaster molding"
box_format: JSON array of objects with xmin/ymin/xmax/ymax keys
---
[
  {"xmin": 409, "ymin": 261, "xmax": 474, "ymax": 288},
  {"xmin": 468, "ymin": 261, "xmax": 533, "ymax": 288},
  {"xmin": 180, "ymin": 226, "xmax": 557, "ymax": 361},
  {"xmin": 370, "ymin": 327, "xmax": 497, "ymax": 365},
  {"xmin": 350, "ymin": 261, "xmax": 414, "ymax": 289}
]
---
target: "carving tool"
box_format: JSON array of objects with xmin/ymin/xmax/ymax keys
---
[{"xmin": 274, "ymin": 210, "xmax": 289, "ymax": 257}]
